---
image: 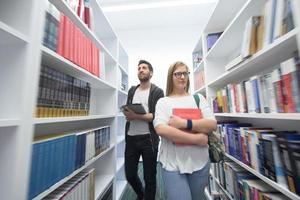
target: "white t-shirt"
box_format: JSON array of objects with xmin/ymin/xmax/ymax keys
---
[
  {"xmin": 153, "ymin": 94, "xmax": 215, "ymax": 173},
  {"xmin": 128, "ymin": 87, "xmax": 150, "ymax": 136}
]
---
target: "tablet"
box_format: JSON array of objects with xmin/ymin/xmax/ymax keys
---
[{"xmin": 121, "ymin": 103, "xmax": 146, "ymax": 114}]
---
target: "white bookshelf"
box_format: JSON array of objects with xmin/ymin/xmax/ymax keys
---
[
  {"xmin": 193, "ymin": 0, "xmax": 300, "ymax": 199},
  {"xmin": 94, "ymin": 174, "xmax": 114, "ymax": 200},
  {"xmin": 0, "ymin": 0, "xmax": 129, "ymax": 199},
  {"xmin": 116, "ymin": 180, "xmax": 127, "ymax": 200},
  {"xmin": 226, "ymin": 154, "xmax": 300, "ymax": 200},
  {"xmin": 0, "ymin": 20, "xmax": 29, "ymax": 44},
  {"xmin": 0, "ymin": 119, "xmax": 21, "ymax": 127},
  {"xmin": 33, "ymin": 145, "xmax": 115, "ymax": 200}
]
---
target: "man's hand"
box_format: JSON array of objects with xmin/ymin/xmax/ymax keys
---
[
  {"xmin": 123, "ymin": 107, "xmax": 138, "ymax": 121},
  {"xmin": 168, "ymin": 115, "xmax": 186, "ymax": 129}
]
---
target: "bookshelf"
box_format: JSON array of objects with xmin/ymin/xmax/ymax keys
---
[
  {"xmin": 192, "ymin": 0, "xmax": 300, "ymax": 199},
  {"xmin": 0, "ymin": 0, "xmax": 129, "ymax": 200},
  {"xmin": 115, "ymin": 40, "xmax": 129, "ymax": 199}
]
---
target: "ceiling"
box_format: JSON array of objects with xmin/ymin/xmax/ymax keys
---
[
  {"xmin": 99, "ymin": 0, "xmax": 217, "ymax": 31},
  {"xmin": 98, "ymin": 0, "xmax": 217, "ymax": 88}
]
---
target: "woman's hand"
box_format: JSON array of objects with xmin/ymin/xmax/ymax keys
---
[
  {"xmin": 168, "ymin": 115, "xmax": 186, "ymax": 129},
  {"xmin": 193, "ymin": 133, "xmax": 208, "ymax": 146}
]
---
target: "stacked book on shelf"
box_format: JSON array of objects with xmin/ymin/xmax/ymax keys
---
[
  {"xmin": 213, "ymin": 53, "xmax": 300, "ymax": 114},
  {"xmin": 28, "ymin": 126, "xmax": 111, "ymax": 199},
  {"xmin": 192, "ymin": 51, "xmax": 203, "ymax": 71},
  {"xmin": 43, "ymin": 1, "xmax": 100, "ymax": 77},
  {"xmin": 211, "ymin": 160, "xmax": 290, "ymax": 200},
  {"xmin": 42, "ymin": 168, "xmax": 95, "ymax": 200},
  {"xmin": 213, "ymin": 120, "xmax": 300, "ymax": 198},
  {"xmin": 36, "ymin": 65, "xmax": 91, "ymax": 118},
  {"xmin": 224, "ymin": 0, "xmax": 295, "ymax": 72},
  {"xmin": 194, "ymin": 69, "xmax": 205, "ymax": 91}
]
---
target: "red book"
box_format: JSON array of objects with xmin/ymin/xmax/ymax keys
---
[
  {"xmin": 96, "ymin": 48, "xmax": 100, "ymax": 77},
  {"xmin": 57, "ymin": 13, "xmax": 65, "ymax": 55},
  {"xmin": 172, "ymin": 108, "xmax": 202, "ymax": 120},
  {"xmin": 172, "ymin": 108, "xmax": 202, "ymax": 145}
]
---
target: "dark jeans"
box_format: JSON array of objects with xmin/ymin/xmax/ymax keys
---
[{"xmin": 125, "ymin": 134, "xmax": 158, "ymax": 200}]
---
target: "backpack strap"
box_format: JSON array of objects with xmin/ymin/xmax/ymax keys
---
[{"xmin": 193, "ymin": 94, "xmax": 200, "ymax": 108}]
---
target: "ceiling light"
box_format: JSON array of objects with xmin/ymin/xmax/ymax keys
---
[{"xmin": 102, "ymin": 0, "xmax": 216, "ymax": 12}]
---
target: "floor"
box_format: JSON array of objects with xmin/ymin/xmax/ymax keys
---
[{"xmin": 120, "ymin": 163, "xmax": 165, "ymax": 200}]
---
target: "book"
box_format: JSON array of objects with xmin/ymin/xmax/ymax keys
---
[
  {"xmin": 172, "ymin": 108, "xmax": 202, "ymax": 145},
  {"xmin": 121, "ymin": 103, "xmax": 146, "ymax": 114},
  {"xmin": 172, "ymin": 108, "xmax": 202, "ymax": 120}
]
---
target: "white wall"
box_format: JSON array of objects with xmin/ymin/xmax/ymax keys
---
[{"xmin": 118, "ymin": 25, "xmax": 203, "ymax": 92}]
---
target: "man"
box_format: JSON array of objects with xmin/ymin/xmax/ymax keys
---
[{"xmin": 123, "ymin": 60, "xmax": 164, "ymax": 200}]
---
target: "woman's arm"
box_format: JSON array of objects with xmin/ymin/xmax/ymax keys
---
[
  {"xmin": 168, "ymin": 115, "xmax": 217, "ymax": 134},
  {"xmin": 155, "ymin": 124, "xmax": 208, "ymax": 146}
]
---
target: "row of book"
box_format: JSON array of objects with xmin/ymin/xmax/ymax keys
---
[
  {"xmin": 194, "ymin": 69, "xmax": 205, "ymax": 91},
  {"xmin": 43, "ymin": 2, "xmax": 100, "ymax": 77},
  {"xmin": 28, "ymin": 126, "xmax": 111, "ymax": 199},
  {"xmin": 42, "ymin": 169, "xmax": 95, "ymax": 200},
  {"xmin": 64, "ymin": 0, "xmax": 93, "ymax": 30},
  {"xmin": 211, "ymin": 161, "xmax": 290, "ymax": 200},
  {"xmin": 213, "ymin": 53, "xmax": 300, "ymax": 113},
  {"xmin": 36, "ymin": 65, "xmax": 91, "ymax": 118},
  {"xmin": 192, "ymin": 51, "xmax": 203, "ymax": 71},
  {"xmin": 241, "ymin": 0, "xmax": 294, "ymax": 59},
  {"xmin": 216, "ymin": 121, "xmax": 300, "ymax": 195}
]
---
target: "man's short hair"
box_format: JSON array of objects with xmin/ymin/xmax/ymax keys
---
[{"xmin": 138, "ymin": 60, "xmax": 153, "ymax": 72}]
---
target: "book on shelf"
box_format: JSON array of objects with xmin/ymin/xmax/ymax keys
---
[
  {"xmin": 276, "ymin": 131, "xmax": 300, "ymax": 194},
  {"xmin": 206, "ymin": 31, "xmax": 223, "ymax": 51},
  {"xmin": 241, "ymin": 16, "xmax": 261, "ymax": 58}
]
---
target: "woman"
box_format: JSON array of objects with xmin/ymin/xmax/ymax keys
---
[{"xmin": 154, "ymin": 61, "xmax": 217, "ymax": 200}]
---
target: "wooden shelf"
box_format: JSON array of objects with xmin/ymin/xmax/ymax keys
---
[
  {"xmin": 225, "ymin": 153, "xmax": 300, "ymax": 200},
  {"xmin": 33, "ymin": 145, "xmax": 115, "ymax": 200}
]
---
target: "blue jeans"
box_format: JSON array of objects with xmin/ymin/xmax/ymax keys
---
[{"xmin": 161, "ymin": 162, "xmax": 210, "ymax": 200}]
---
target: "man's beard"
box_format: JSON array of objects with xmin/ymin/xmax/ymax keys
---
[{"xmin": 138, "ymin": 74, "xmax": 150, "ymax": 82}]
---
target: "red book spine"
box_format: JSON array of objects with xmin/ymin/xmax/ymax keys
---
[
  {"xmin": 282, "ymin": 74, "xmax": 296, "ymax": 112},
  {"xmin": 96, "ymin": 48, "xmax": 100, "ymax": 77},
  {"xmin": 69, "ymin": 20, "xmax": 74, "ymax": 63},
  {"xmin": 57, "ymin": 13, "xmax": 65, "ymax": 55},
  {"xmin": 63, "ymin": 16, "xmax": 70, "ymax": 60}
]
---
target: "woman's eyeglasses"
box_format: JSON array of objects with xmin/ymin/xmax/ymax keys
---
[{"xmin": 173, "ymin": 71, "xmax": 190, "ymax": 78}]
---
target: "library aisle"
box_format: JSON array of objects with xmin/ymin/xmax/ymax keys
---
[{"xmin": 192, "ymin": 0, "xmax": 300, "ymax": 200}]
